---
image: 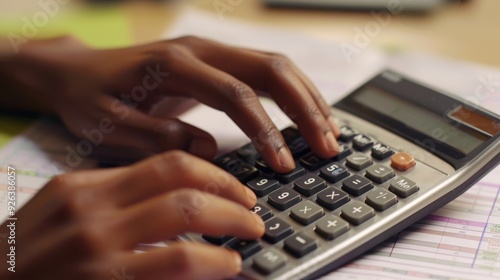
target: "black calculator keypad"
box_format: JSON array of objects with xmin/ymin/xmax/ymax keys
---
[
  {"xmin": 247, "ymin": 177, "xmax": 280, "ymax": 197},
  {"xmin": 226, "ymin": 239, "xmax": 263, "ymax": 259},
  {"xmin": 319, "ymin": 163, "xmax": 350, "ymax": 183},
  {"xmin": 293, "ymin": 174, "xmax": 327, "ymax": 196},
  {"xmin": 264, "ymin": 217, "xmax": 294, "ymax": 243},
  {"xmin": 251, "ymin": 203, "xmax": 274, "ymax": 221},
  {"xmin": 267, "ymin": 188, "xmax": 302, "ymax": 210},
  {"xmin": 342, "ymin": 175, "xmax": 373, "ymax": 196},
  {"xmin": 352, "ymin": 134, "xmax": 375, "ymax": 151},
  {"xmin": 345, "ymin": 154, "xmax": 372, "ymax": 170},
  {"xmin": 316, "ymin": 187, "xmax": 350, "ymax": 210},
  {"xmin": 289, "ymin": 200, "xmax": 324, "ymax": 225},
  {"xmin": 204, "ymin": 125, "xmax": 421, "ymax": 276},
  {"xmin": 274, "ymin": 166, "xmax": 306, "ymax": 183},
  {"xmin": 253, "ymin": 248, "xmax": 287, "ymax": 275},
  {"xmin": 283, "ymin": 232, "xmax": 317, "ymax": 258}
]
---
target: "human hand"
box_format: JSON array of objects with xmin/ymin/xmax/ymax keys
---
[
  {"xmin": 4, "ymin": 36, "xmax": 340, "ymax": 173},
  {"xmin": 0, "ymin": 151, "xmax": 263, "ymax": 280}
]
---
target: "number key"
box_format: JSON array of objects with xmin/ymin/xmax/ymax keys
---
[
  {"xmin": 319, "ymin": 163, "xmax": 349, "ymax": 183},
  {"xmin": 293, "ymin": 174, "xmax": 326, "ymax": 196},
  {"xmin": 268, "ymin": 188, "xmax": 301, "ymax": 210},
  {"xmin": 247, "ymin": 177, "xmax": 280, "ymax": 197},
  {"xmin": 251, "ymin": 203, "xmax": 273, "ymax": 221}
]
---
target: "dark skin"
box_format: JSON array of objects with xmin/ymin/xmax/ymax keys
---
[{"xmin": 0, "ymin": 36, "xmax": 340, "ymax": 279}]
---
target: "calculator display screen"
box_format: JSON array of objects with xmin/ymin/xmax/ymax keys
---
[{"xmin": 352, "ymin": 86, "xmax": 490, "ymax": 155}]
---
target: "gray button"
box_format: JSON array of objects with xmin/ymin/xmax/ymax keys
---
[
  {"xmin": 289, "ymin": 200, "xmax": 324, "ymax": 225},
  {"xmin": 389, "ymin": 176, "xmax": 419, "ymax": 198},
  {"xmin": 365, "ymin": 164, "xmax": 395, "ymax": 183},
  {"xmin": 315, "ymin": 215, "xmax": 350, "ymax": 240},
  {"xmin": 340, "ymin": 201, "xmax": 374, "ymax": 225},
  {"xmin": 346, "ymin": 153, "xmax": 372, "ymax": 170},
  {"xmin": 365, "ymin": 188, "xmax": 398, "ymax": 211},
  {"xmin": 253, "ymin": 248, "xmax": 287, "ymax": 275}
]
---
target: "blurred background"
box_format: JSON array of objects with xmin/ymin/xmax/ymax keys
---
[{"xmin": 0, "ymin": 0, "xmax": 498, "ymax": 66}]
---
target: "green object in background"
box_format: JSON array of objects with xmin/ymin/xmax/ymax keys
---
[
  {"xmin": 0, "ymin": 5, "xmax": 132, "ymax": 48},
  {"xmin": 0, "ymin": 5, "xmax": 132, "ymax": 147},
  {"xmin": 0, "ymin": 115, "xmax": 32, "ymax": 147}
]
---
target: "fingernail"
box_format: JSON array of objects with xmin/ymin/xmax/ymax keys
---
[
  {"xmin": 245, "ymin": 187, "xmax": 257, "ymax": 205},
  {"xmin": 328, "ymin": 116, "xmax": 341, "ymax": 138},
  {"xmin": 278, "ymin": 147, "xmax": 295, "ymax": 170},
  {"xmin": 189, "ymin": 138, "xmax": 215, "ymax": 159},
  {"xmin": 232, "ymin": 250, "xmax": 242, "ymax": 272},
  {"xmin": 325, "ymin": 131, "xmax": 339, "ymax": 153}
]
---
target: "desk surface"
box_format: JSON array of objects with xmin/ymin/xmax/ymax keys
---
[{"xmin": 125, "ymin": 0, "xmax": 500, "ymax": 67}]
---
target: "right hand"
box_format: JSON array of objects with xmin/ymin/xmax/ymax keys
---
[{"xmin": 0, "ymin": 151, "xmax": 264, "ymax": 280}]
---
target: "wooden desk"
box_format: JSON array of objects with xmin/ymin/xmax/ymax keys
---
[{"xmin": 125, "ymin": 0, "xmax": 500, "ymax": 67}]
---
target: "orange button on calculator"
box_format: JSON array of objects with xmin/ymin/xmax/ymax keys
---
[{"xmin": 391, "ymin": 152, "xmax": 416, "ymax": 171}]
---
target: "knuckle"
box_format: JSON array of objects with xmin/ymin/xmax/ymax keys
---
[
  {"xmin": 266, "ymin": 53, "xmax": 292, "ymax": 72},
  {"xmin": 154, "ymin": 120, "xmax": 181, "ymax": 135},
  {"xmin": 47, "ymin": 173, "xmax": 96, "ymax": 219},
  {"xmin": 220, "ymin": 80, "xmax": 257, "ymax": 105},
  {"xmin": 71, "ymin": 223, "xmax": 108, "ymax": 256},
  {"xmin": 170, "ymin": 245, "xmax": 197, "ymax": 275},
  {"xmin": 170, "ymin": 188, "xmax": 204, "ymax": 208},
  {"xmin": 255, "ymin": 125, "xmax": 282, "ymax": 147},
  {"xmin": 159, "ymin": 150, "xmax": 194, "ymax": 174},
  {"xmin": 307, "ymin": 103, "xmax": 324, "ymax": 119}
]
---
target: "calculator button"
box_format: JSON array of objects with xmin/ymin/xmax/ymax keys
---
[
  {"xmin": 215, "ymin": 157, "xmax": 259, "ymax": 182},
  {"xmin": 371, "ymin": 143, "xmax": 394, "ymax": 160},
  {"xmin": 365, "ymin": 188, "xmax": 398, "ymax": 211},
  {"xmin": 316, "ymin": 187, "xmax": 350, "ymax": 210},
  {"xmin": 300, "ymin": 152, "xmax": 332, "ymax": 170},
  {"xmin": 282, "ymin": 127, "xmax": 310, "ymax": 158},
  {"xmin": 315, "ymin": 215, "xmax": 350, "ymax": 240},
  {"xmin": 202, "ymin": 235, "xmax": 232, "ymax": 245},
  {"xmin": 319, "ymin": 163, "xmax": 349, "ymax": 183},
  {"xmin": 289, "ymin": 200, "xmax": 324, "ymax": 225},
  {"xmin": 332, "ymin": 144, "xmax": 352, "ymax": 161},
  {"xmin": 247, "ymin": 177, "xmax": 280, "ymax": 197},
  {"xmin": 237, "ymin": 143, "xmax": 258, "ymax": 162},
  {"xmin": 365, "ymin": 164, "xmax": 395, "ymax": 183},
  {"xmin": 251, "ymin": 203, "xmax": 274, "ymax": 221},
  {"xmin": 389, "ymin": 176, "xmax": 419, "ymax": 198},
  {"xmin": 339, "ymin": 126, "xmax": 358, "ymax": 142},
  {"xmin": 293, "ymin": 174, "xmax": 326, "ymax": 196},
  {"xmin": 284, "ymin": 232, "xmax": 317, "ymax": 258},
  {"xmin": 352, "ymin": 134, "xmax": 374, "ymax": 151},
  {"xmin": 226, "ymin": 239, "xmax": 263, "ymax": 259},
  {"xmin": 253, "ymin": 248, "xmax": 287, "ymax": 275},
  {"xmin": 346, "ymin": 154, "xmax": 373, "ymax": 171},
  {"xmin": 267, "ymin": 188, "xmax": 302, "ymax": 210},
  {"xmin": 263, "ymin": 217, "xmax": 294, "ymax": 243},
  {"xmin": 274, "ymin": 166, "xmax": 306, "ymax": 183},
  {"xmin": 340, "ymin": 201, "xmax": 375, "ymax": 225},
  {"xmin": 342, "ymin": 175, "xmax": 373, "ymax": 196},
  {"xmin": 390, "ymin": 152, "xmax": 416, "ymax": 171}
]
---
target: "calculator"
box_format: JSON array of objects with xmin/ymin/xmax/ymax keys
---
[{"xmin": 182, "ymin": 70, "xmax": 500, "ymax": 279}]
